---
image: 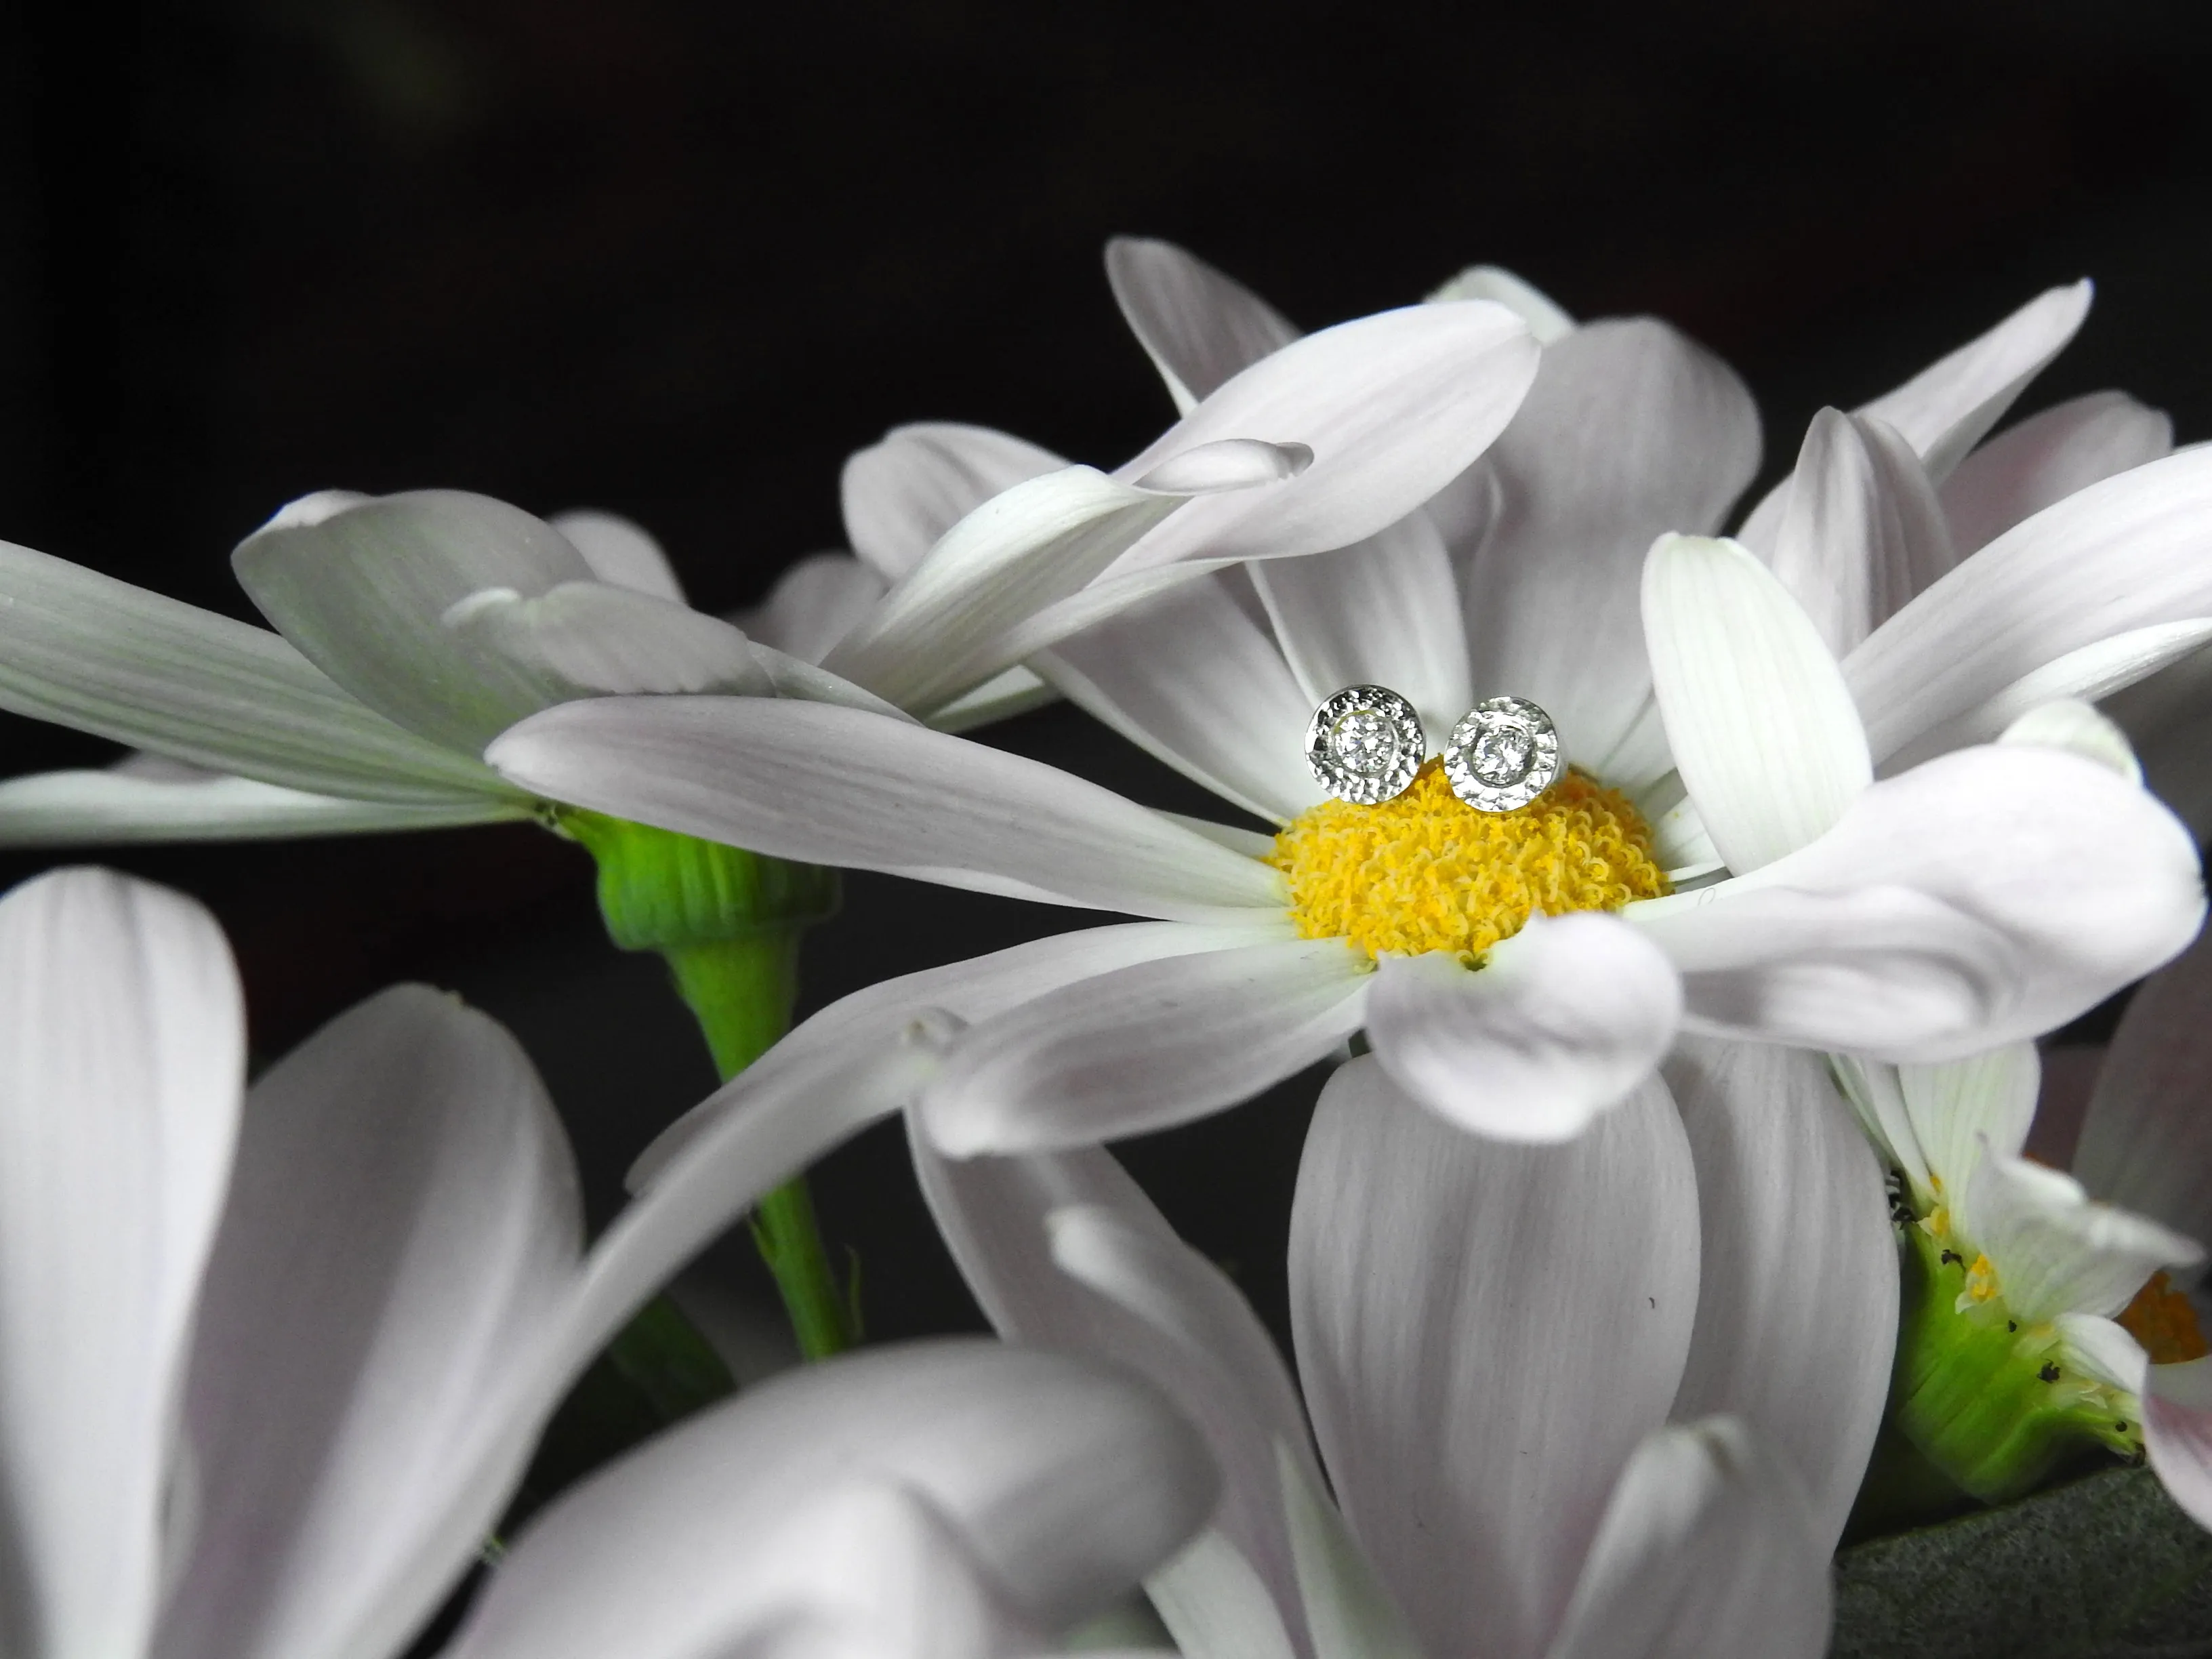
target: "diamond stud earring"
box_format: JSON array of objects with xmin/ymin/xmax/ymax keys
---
[
  {"xmin": 1305, "ymin": 685, "xmax": 1425, "ymax": 804},
  {"xmin": 1443, "ymin": 695, "xmax": 1563, "ymax": 812}
]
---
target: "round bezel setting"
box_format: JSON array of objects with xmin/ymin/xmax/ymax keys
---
[
  {"xmin": 1443, "ymin": 695, "xmax": 1564, "ymax": 812},
  {"xmin": 1305, "ymin": 685, "xmax": 1425, "ymax": 804}
]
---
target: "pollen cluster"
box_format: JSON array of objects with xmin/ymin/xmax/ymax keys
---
[
  {"xmin": 1268, "ymin": 760, "xmax": 1670, "ymax": 962},
  {"xmin": 2119, "ymin": 1270, "xmax": 2210, "ymax": 1366}
]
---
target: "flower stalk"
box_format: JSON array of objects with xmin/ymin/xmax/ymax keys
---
[{"xmin": 556, "ymin": 807, "xmax": 854, "ymax": 1359}]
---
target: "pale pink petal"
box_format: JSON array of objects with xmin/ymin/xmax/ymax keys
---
[
  {"xmin": 1940, "ymin": 390, "xmax": 2172, "ymax": 557},
  {"xmin": 1105, "ymin": 237, "xmax": 1301, "ymax": 414}
]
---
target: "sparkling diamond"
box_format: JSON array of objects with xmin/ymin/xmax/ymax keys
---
[
  {"xmin": 1469, "ymin": 724, "xmax": 1534, "ymax": 785},
  {"xmin": 1329, "ymin": 708, "xmax": 1399, "ymax": 777}
]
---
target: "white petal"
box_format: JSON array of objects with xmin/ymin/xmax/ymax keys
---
[
  {"xmin": 1366, "ymin": 914, "xmax": 1681, "ymax": 1143},
  {"xmin": 919, "ymin": 938, "xmax": 1370, "ymax": 1154},
  {"xmin": 1136, "ymin": 438, "xmax": 1313, "ymax": 494},
  {"xmin": 842, "ymin": 422, "xmax": 1069, "ymax": 583},
  {"xmin": 1425, "ymin": 264, "xmax": 1576, "ymax": 341},
  {"xmin": 1105, "ymin": 237, "xmax": 1302, "ymax": 414},
  {"xmin": 1967, "ymin": 1146, "xmax": 2203, "ymax": 1324},
  {"xmin": 1250, "ymin": 508, "xmax": 1473, "ymax": 741},
  {"xmin": 733, "ymin": 552, "xmax": 886, "ymax": 663},
  {"xmin": 1146, "ymin": 1532, "xmax": 1299, "ymax": 1659},
  {"xmin": 158, "ymin": 987, "xmax": 583, "ymax": 1659},
  {"xmin": 632, "ymin": 921, "xmax": 1292, "ymax": 1187},
  {"xmin": 1900, "ymin": 1044, "xmax": 2042, "ymax": 1210},
  {"xmin": 233, "ymin": 489, "xmax": 601, "ymax": 751},
  {"xmin": 1276, "ymin": 1446, "xmax": 1423, "ymax": 1659},
  {"xmin": 2074, "ymin": 928, "xmax": 2212, "ymax": 1252},
  {"xmin": 1639, "ymin": 744, "xmax": 2207, "ymax": 1060},
  {"xmin": 1997, "ymin": 697, "xmax": 2141, "ymax": 781},
  {"xmin": 1741, "ymin": 281, "xmax": 2094, "ymax": 550},
  {"xmin": 1884, "ymin": 619, "xmax": 2212, "ymax": 772},
  {"xmin": 0, "ymin": 766, "xmax": 521, "ymax": 844},
  {"xmin": 744, "ymin": 638, "xmax": 917, "ymax": 721},
  {"xmin": 444, "ymin": 581, "xmax": 771, "ymax": 697},
  {"xmin": 921, "ymin": 664, "xmax": 1060, "ymax": 733},
  {"xmin": 1111, "ymin": 302, "xmax": 1540, "ymax": 575},
  {"xmin": 1642, "ymin": 534, "xmax": 1871, "ymax": 872},
  {"xmin": 912, "ymin": 1133, "xmax": 1315, "ymax": 1639},
  {"xmin": 1765, "ymin": 410, "xmax": 1957, "ymax": 657},
  {"xmin": 0, "ymin": 537, "xmax": 516, "ymax": 804},
  {"xmin": 447, "ymin": 1342, "xmax": 1218, "ymax": 1659},
  {"xmin": 1845, "ymin": 446, "xmax": 2212, "ymax": 763},
  {"xmin": 0, "ymin": 869, "xmax": 243, "ymax": 1659},
  {"xmin": 1037, "ymin": 575, "xmax": 1325, "ymax": 823},
  {"xmin": 824, "ymin": 465, "xmax": 1193, "ymax": 710},
  {"xmin": 2144, "ymin": 1355, "xmax": 2212, "ymax": 1530},
  {"xmin": 489, "ymin": 697, "xmax": 1288, "ymax": 922},
  {"xmin": 1662, "ymin": 1038, "xmax": 1896, "ymax": 1549},
  {"xmin": 1545, "ymin": 1418, "xmax": 1832, "ymax": 1659},
  {"xmin": 1940, "ymin": 390, "xmax": 2173, "ymax": 557},
  {"xmin": 1465, "ymin": 319, "xmax": 1760, "ymax": 781},
  {"xmin": 1290, "ymin": 1059, "xmax": 1698, "ymax": 1659},
  {"xmin": 2053, "ymin": 1312, "xmax": 2149, "ymax": 1394},
  {"xmin": 550, "ymin": 508, "xmax": 687, "ymax": 602}
]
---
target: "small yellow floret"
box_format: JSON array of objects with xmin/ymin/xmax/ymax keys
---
[
  {"xmin": 2119, "ymin": 1270, "xmax": 2210, "ymax": 1366},
  {"xmin": 1963, "ymin": 1253, "xmax": 2001, "ymax": 1305},
  {"xmin": 1268, "ymin": 761, "xmax": 1670, "ymax": 962}
]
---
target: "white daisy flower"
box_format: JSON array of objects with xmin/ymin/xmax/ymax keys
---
[
  {"xmin": 0, "ymin": 301, "xmax": 1537, "ymax": 844},
  {"xmin": 900, "ymin": 1032, "xmax": 1894, "ymax": 1659},
  {"xmin": 1846, "ymin": 915, "xmax": 2212, "ymax": 1523},
  {"xmin": 0, "ymin": 864, "xmax": 1215, "ymax": 1659}
]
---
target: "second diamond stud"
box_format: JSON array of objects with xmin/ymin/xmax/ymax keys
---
[{"xmin": 1443, "ymin": 696, "xmax": 1563, "ymax": 812}]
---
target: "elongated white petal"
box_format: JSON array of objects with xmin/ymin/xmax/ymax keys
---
[
  {"xmin": 912, "ymin": 1133, "xmax": 1316, "ymax": 1641},
  {"xmin": 1662, "ymin": 1038, "xmax": 1895, "ymax": 1549},
  {"xmin": 2144, "ymin": 1356, "xmax": 2212, "ymax": 1529},
  {"xmin": 2074, "ymin": 928, "xmax": 2212, "ymax": 1253},
  {"xmin": 842, "ymin": 423, "xmax": 1069, "ymax": 583},
  {"xmin": 745, "ymin": 638, "xmax": 917, "ymax": 720},
  {"xmin": 550, "ymin": 509, "xmax": 687, "ymax": 602},
  {"xmin": 0, "ymin": 539, "xmax": 516, "ymax": 803},
  {"xmin": 234, "ymin": 489, "xmax": 602, "ymax": 751},
  {"xmin": 2054, "ymin": 1312, "xmax": 2150, "ymax": 1394},
  {"xmin": 1766, "ymin": 410, "xmax": 1958, "ymax": 656},
  {"xmin": 920, "ymin": 938, "xmax": 1369, "ymax": 1154},
  {"xmin": 444, "ymin": 581, "xmax": 771, "ymax": 696},
  {"xmin": 739, "ymin": 552, "xmax": 888, "ymax": 663},
  {"xmin": 448, "ymin": 1343, "xmax": 1218, "ymax": 1659},
  {"xmin": 1111, "ymin": 303, "xmax": 1539, "ymax": 575},
  {"xmin": 1545, "ymin": 1418, "xmax": 1832, "ymax": 1659},
  {"xmin": 1147, "ymin": 1532, "xmax": 1299, "ymax": 1659},
  {"xmin": 1290, "ymin": 1059, "xmax": 1698, "ymax": 1659},
  {"xmin": 1038, "ymin": 575, "xmax": 1326, "ymax": 823},
  {"xmin": 825, "ymin": 465, "xmax": 1198, "ymax": 710},
  {"xmin": 1106, "ymin": 237, "xmax": 1303, "ymax": 414},
  {"xmin": 1900, "ymin": 1044, "xmax": 2042, "ymax": 1213},
  {"xmin": 159, "ymin": 987, "xmax": 583, "ymax": 1659},
  {"xmin": 1967, "ymin": 1146, "xmax": 2203, "ymax": 1324},
  {"xmin": 1425, "ymin": 264, "xmax": 1576, "ymax": 341},
  {"xmin": 1740, "ymin": 283, "xmax": 2094, "ymax": 552},
  {"xmin": 1643, "ymin": 534, "xmax": 1871, "ymax": 872},
  {"xmin": 1367, "ymin": 915, "xmax": 1681, "ymax": 1143},
  {"xmin": 1250, "ymin": 508, "xmax": 1473, "ymax": 741},
  {"xmin": 1846, "ymin": 447, "xmax": 2212, "ymax": 762},
  {"xmin": 1998, "ymin": 697, "xmax": 2141, "ymax": 781},
  {"xmin": 1277, "ymin": 1446, "xmax": 1422, "ymax": 1659},
  {"xmin": 922, "ymin": 664, "xmax": 1060, "ymax": 733},
  {"xmin": 490, "ymin": 697, "xmax": 1287, "ymax": 921},
  {"xmin": 1640, "ymin": 744, "xmax": 2206, "ymax": 1059},
  {"xmin": 1465, "ymin": 319, "xmax": 1759, "ymax": 781},
  {"xmin": 0, "ymin": 869, "xmax": 243, "ymax": 1659},
  {"xmin": 1940, "ymin": 390, "xmax": 2173, "ymax": 557},
  {"xmin": 0, "ymin": 765, "xmax": 520, "ymax": 844},
  {"xmin": 636, "ymin": 921, "xmax": 1289, "ymax": 1185},
  {"xmin": 1888, "ymin": 619, "xmax": 2212, "ymax": 773}
]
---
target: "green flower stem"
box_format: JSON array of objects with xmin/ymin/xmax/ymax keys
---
[{"xmin": 556, "ymin": 808, "xmax": 855, "ymax": 1361}]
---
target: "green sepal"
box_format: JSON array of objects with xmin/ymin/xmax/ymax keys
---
[
  {"xmin": 553, "ymin": 806, "xmax": 839, "ymax": 953},
  {"xmin": 1890, "ymin": 1223, "xmax": 2139, "ymax": 1504}
]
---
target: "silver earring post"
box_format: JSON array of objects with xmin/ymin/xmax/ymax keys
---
[
  {"xmin": 1443, "ymin": 696, "xmax": 1563, "ymax": 811},
  {"xmin": 1305, "ymin": 685, "xmax": 1425, "ymax": 804}
]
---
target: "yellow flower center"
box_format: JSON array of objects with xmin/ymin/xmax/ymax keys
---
[
  {"xmin": 1268, "ymin": 760, "xmax": 1671, "ymax": 962},
  {"xmin": 2119, "ymin": 1270, "xmax": 2210, "ymax": 1366}
]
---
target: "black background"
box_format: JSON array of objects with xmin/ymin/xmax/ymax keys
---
[{"xmin": 4, "ymin": 0, "xmax": 2211, "ymax": 1353}]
